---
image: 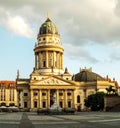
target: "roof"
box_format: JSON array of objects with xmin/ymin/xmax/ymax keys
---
[
  {"xmin": 74, "ymin": 69, "xmax": 104, "ymax": 82},
  {"xmin": 39, "ymin": 18, "xmax": 58, "ymax": 35},
  {"xmin": 16, "ymin": 78, "xmax": 29, "ymax": 85},
  {"xmin": 0, "ymin": 80, "xmax": 16, "ymax": 89}
]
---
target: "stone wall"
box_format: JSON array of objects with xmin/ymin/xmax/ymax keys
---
[{"xmin": 104, "ymin": 95, "xmax": 120, "ymax": 111}]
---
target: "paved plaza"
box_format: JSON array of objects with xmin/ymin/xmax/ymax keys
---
[{"xmin": 0, "ymin": 112, "xmax": 120, "ymax": 128}]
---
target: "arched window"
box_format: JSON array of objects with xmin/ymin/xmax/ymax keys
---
[{"xmin": 77, "ymin": 95, "xmax": 80, "ymax": 103}]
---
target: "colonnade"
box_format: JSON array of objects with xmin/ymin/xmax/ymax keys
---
[
  {"xmin": 35, "ymin": 51, "xmax": 63, "ymax": 70},
  {"xmin": 30, "ymin": 89, "xmax": 74, "ymax": 110}
]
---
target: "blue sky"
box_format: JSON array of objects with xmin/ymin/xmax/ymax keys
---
[{"xmin": 0, "ymin": 0, "xmax": 120, "ymax": 84}]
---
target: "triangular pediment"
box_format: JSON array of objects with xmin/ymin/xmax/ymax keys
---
[{"xmin": 31, "ymin": 76, "xmax": 74, "ymax": 86}]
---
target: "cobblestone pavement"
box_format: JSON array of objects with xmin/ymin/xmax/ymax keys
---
[{"xmin": 0, "ymin": 112, "xmax": 120, "ymax": 128}]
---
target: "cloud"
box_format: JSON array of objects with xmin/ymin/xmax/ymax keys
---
[
  {"xmin": 115, "ymin": 0, "xmax": 120, "ymax": 16},
  {"xmin": 0, "ymin": 0, "xmax": 120, "ymax": 63},
  {"xmin": 0, "ymin": 0, "xmax": 120, "ymax": 43},
  {"xmin": 64, "ymin": 43, "xmax": 98, "ymax": 63},
  {"xmin": 110, "ymin": 52, "xmax": 120, "ymax": 62},
  {"xmin": 5, "ymin": 14, "xmax": 35, "ymax": 38},
  {"xmin": 0, "ymin": 8, "xmax": 35, "ymax": 38},
  {"xmin": 58, "ymin": 0, "xmax": 120, "ymax": 45}
]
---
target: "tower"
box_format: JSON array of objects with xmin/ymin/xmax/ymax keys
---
[
  {"xmin": 34, "ymin": 15, "xmax": 64, "ymax": 75},
  {"xmin": 28, "ymin": 15, "xmax": 73, "ymax": 111}
]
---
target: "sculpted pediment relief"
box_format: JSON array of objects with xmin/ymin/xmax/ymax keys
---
[{"xmin": 32, "ymin": 76, "xmax": 73, "ymax": 86}]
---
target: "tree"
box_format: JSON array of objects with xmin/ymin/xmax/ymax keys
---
[{"xmin": 84, "ymin": 92, "xmax": 104, "ymax": 111}]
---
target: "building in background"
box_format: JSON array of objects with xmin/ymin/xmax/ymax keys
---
[
  {"xmin": 0, "ymin": 81, "xmax": 17, "ymax": 106},
  {"xmin": 16, "ymin": 15, "xmax": 119, "ymax": 111}
]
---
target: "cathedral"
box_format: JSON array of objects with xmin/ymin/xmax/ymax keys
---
[{"xmin": 16, "ymin": 15, "xmax": 119, "ymax": 111}]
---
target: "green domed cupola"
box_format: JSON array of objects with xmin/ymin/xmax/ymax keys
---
[{"xmin": 39, "ymin": 17, "xmax": 58, "ymax": 35}]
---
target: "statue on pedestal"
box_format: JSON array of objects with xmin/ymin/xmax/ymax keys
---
[
  {"xmin": 49, "ymin": 92, "xmax": 62, "ymax": 112},
  {"xmin": 53, "ymin": 93, "xmax": 57, "ymax": 104}
]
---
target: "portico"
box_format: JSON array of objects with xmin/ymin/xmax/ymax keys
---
[
  {"xmin": 29, "ymin": 77, "xmax": 75, "ymax": 111},
  {"xmin": 30, "ymin": 89, "xmax": 75, "ymax": 109}
]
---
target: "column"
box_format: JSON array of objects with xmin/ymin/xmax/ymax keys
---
[
  {"xmin": 59, "ymin": 53, "xmax": 61, "ymax": 69},
  {"xmin": 38, "ymin": 53, "xmax": 41, "ymax": 69},
  {"xmin": 72, "ymin": 90, "xmax": 74, "ymax": 108},
  {"xmin": 14, "ymin": 89, "xmax": 18, "ymax": 106},
  {"xmin": 5, "ymin": 89, "xmax": 9, "ymax": 106},
  {"xmin": 39, "ymin": 52, "xmax": 42, "ymax": 69},
  {"xmin": 30, "ymin": 89, "xmax": 34, "ymax": 109},
  {"xmin": 35, "ymin": 54, "xmax": 37, "ymax": 69},
  {"xmin": 52, "ymin": 51, "xmax": 54, "ymax": 68},
  {"xmin": 2, "ymin": 89, "xmax": 4, "ymax": 102},
  {"xmin": 35, "ymin": 53, "xmax": 38, "ymax": 69},
  {"xmin": 37, "ymin": 54, "xmax": 39, "ymax": 69},
  {"xmin": 20, "ymin": 90, "xmax": 23, "ymax": 108},
  {"xmin": 56, "ymin": 89, "xmax": 59, "ymax": 105},
  {"xmin": 64, "ymin": 89, "xmax": 67, "ymax": 108},
  {"xmin": 38, "ymin": 89, "xmax": 40, "ymax": 108},
  {"xmin": 47, "ymin": 89, "xmax": 50, "ymax": 108},
  {"xmin": 53, "ymin": 51, "xmax": 56, "ymax": 67},
  {"xmin": 61, "ymin": 53, "xmax": 63, "ymax": 69},
  {"xmin": 58, "ymin": 52, "xmax": 60, "ymax": 69},
  {"xmin": 17, "ymin": 89, "xmax": 21, "ymax": 108},
  {"xmin": 46, "ymin": 51, "xmax": 48, "ymax": 67},
  {"xmin": 39, "ymin": 89, "xmax": 42, "ymax": 108}
]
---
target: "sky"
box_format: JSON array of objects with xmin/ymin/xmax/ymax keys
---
[{"xmin": 0, "ymin": 0, "xmax": 120, "ymax": 84}]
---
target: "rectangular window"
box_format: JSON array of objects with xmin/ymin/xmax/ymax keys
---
[
  {"xmin": 43, "ymin": 37, "xmax": 46, "ymax": 40},
  {"xmin": 9, "ymin": 83, "xmax": 14, "ymax": 87},
  {"xmin": 59, "ymin": 101, "xmax": 63, "ymax": 108},
  {"xmin": 24, "ymin": 102, "xmax": 28, "ymax": 108},
  {"xmin": 67, "ymin": 92, "xmax": 71, "ymax": 96},
  {"xmin": 34, "ymin": 92, "xmax": 38, "ymax": 96},
  {"xmin": 59, "ymin": 92, "xmax": 63, "ymax": 96},
  {"xmin": 77, "ymin": 95, "xmax": 80, "ymax": 103},
  {"xmin": 43, "ymin": 61, "xmax": 46, "ymax": 67},
  {"xmin": 24, "ymin": 93, "xmax": 28, "ymax": 96},
  {"xmin": 34, "ymin": 101, "xmax": 37, "ymax": 108},
  {"xmin": 42, "ymin": 101, "xmax": 46, "ymax": 108},
  {"xmin": 68, "ymin": 101, "xmax": 71, "ymax": 108},
  {"xmin": 42, "ymin": 92, "xmax": 46, "ymax": 96}
]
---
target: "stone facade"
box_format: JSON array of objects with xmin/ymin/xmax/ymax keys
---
[
  {"xmin": 16, "ymin": 16, "xmax": 119, "ymax": 111},
  {"xmin": 0, "ymin": 81, "xmax": 17, "ymax": 106},
  {"xmin": 104, "ymin": 95, "xmax": 120, "ymax": 111}
]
